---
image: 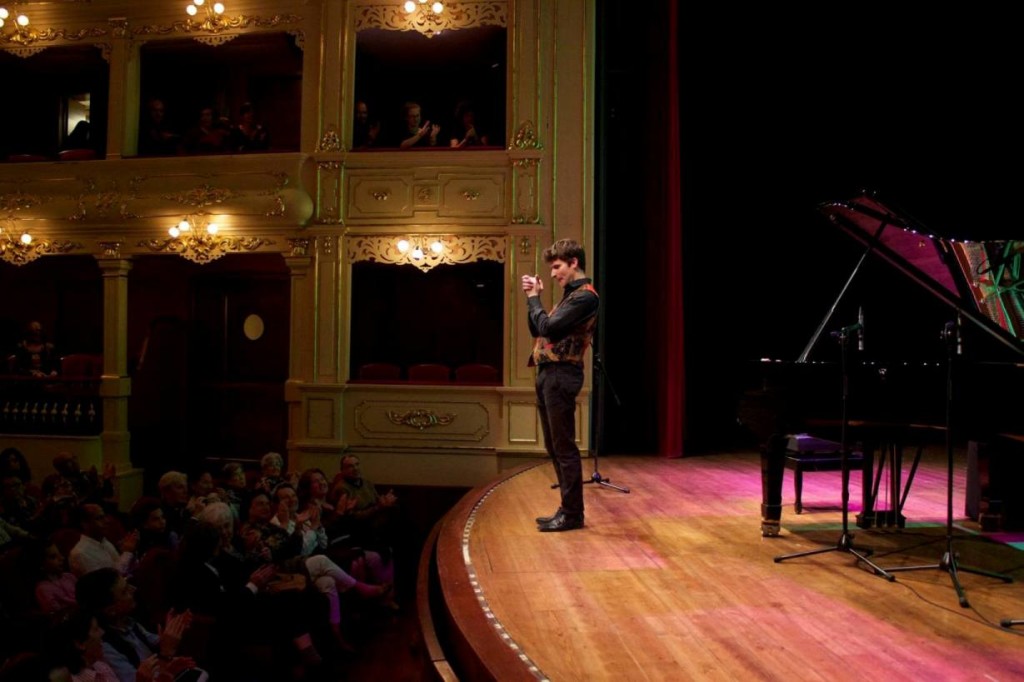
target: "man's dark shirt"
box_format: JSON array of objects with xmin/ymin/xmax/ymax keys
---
[{"xmin": 527, "ymin": 277, "xmax": 599, "ymax": 342}]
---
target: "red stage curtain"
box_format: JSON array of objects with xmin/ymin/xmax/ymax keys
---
[{"xmin": 650, "ymin": 1, "xmax": 685, "ymax": 457}]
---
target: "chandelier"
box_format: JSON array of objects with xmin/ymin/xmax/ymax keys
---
[
  {"xmin": 0, "ymin": 5, "xmax": 35, "ymax": 45},
  {"xmin": 402, "ymin": 0, "xmax": 446, "ymax": 36},
  {"xmin": 184, "ymin": 0, "xmax": 232, "ymax": 32},
  {"xmin": 138, "ymin": 214, "xmax": 271, "ymax": 264}
]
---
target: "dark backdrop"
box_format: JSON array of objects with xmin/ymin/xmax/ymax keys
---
[{"xmin": 598, "ymin": 4, "xmax": 1024, "ymax": 453}]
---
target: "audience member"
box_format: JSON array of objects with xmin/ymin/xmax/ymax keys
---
[
  {"xmin": 449, "ymin": 100, "xmax": 489, "ymax": 148},
  {"xmin": 157, "ymin": 471, "xmax": 202, "ymax": 540},
  {"xmin": 12, "ymin": 320, "xmax": 58, "ymax": 378},
  {"xmin": 138, "ymin": 98, "xmax": 179, "ymax": 157},
  {"xmin": 43, "ymin": 452, "xmax": 115, "ymax": 509},
  {"xmin": 181, "ymin": 105, "xmax": 230, "ymax": 155},
  {"xmin": 129, "ymin": 496, "xmax": 177, "ymax": 559},
  {"xmin": 331, "ymin": 454, "xmax": 399, "ymax": 561},
  {"xmin": 69, "ymin": 503, "xmax": 137, "ymax": 577},
  {"xmin": 352, "ymin": 100, "xmax": 382, "ymax": 149},
  {"xmin": 1, "ymin": 447, "xmax": 33, "ymax": 483},
  {"xmin": 65, "ymin": 120, "xmax": 92, "ymax": 150},
  {"xmin": 229, "ymin": 102, "xmax": 270, "ymax": 152},
  {"xmin": 32, "ymin": 539, "xmax": 78, "ymax": 614},
  {"xmin": 0, "ymin": 514, "xmax": 32, "ymax": 550},
  {"xmin": 1, "ymin": 472, "xmax": 42, "ymax": 533},
  {"xmin": 254, "ymin": 452, "xmax": 293, "ymax": 497},
  {"xmin": 219, "ymin": 462, "xmax": 248, "ymax": 520},
  {"xmin": 399, "ymin": 101, "xmax": 440, "ymax": 148},
  {"xmin": 45, "ymin": 609, "xmax": 120, "ymax": 682},
  {"xmin": 75, "ymin": 567, "xmax": 197, "ymax": 682}
]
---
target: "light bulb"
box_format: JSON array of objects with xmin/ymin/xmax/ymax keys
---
[
  {"xmin": 169, "ymin": 226, "xmax": 180, "ymax": 238},
  {"xmin": 17, "ymin": 13, "xmax": 28, "ymax": 26},
  {"xmin": 0, "ymin": 19, "xmax": 5, "ymax": 29},
  {"xmin": 213, "ymin": 2, "xmax": 225, "ymax": 14},
  {"xmin": 0, "ymin": 9, "xmax": 9, "ymax": 20},
  {"xmin": 430, "ymin": 240, "xmax": 443, "ymax": 254},
  {"xmin": 396, "ymin": 239, "xmax": 409, "ymax": 253},
  {"xmin": 432, "ymin": 1, "xmax": 443, "ymax": 13},
  {"xmin": 411, "ymin": 247, "xmax": 424, "ymax": 260},
  {"xmin": 178, "ymin": 219, "xmax": 191, "ymax": 232},
  {"xmin": 404, "ymin": 1, "xmax": 416, "ymax": 12},
  {"xmin": 206, "ymin": 223, "xmax": 219, "ymax": 235},
  {"xmin": 186, "ymin": 4, "xmax": 197, "ymax": 16},
  {"xmin": 19, "ymin": 232, "xmax": 32, "ymax": 245},
  {"xmin": 194, "ymin": 0, "xmax": 206, "ymax": 5}
]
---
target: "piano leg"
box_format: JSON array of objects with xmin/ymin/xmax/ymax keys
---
[{"xmin": 760, "ymin": 434, "xmax": 786, "ymax": 537}]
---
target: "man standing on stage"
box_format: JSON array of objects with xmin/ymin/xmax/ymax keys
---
[{"xmin": 521, "ymin": 239, "xmax": 599, "ymax": 532}]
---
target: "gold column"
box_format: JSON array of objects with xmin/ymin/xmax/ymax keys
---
[
  {"xmin": 105, "ymin": 19, "xmax": 139, "ymax": 159},
  {"xmin": 95, "ymin": 255, "xmax": 140, "ymax": 508}
]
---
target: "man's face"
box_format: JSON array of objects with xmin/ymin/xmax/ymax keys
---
[
  {"xmin": 164, "ymin": 480, "xmax": 189, "ymax": 506},
  {"xmin": 549, "ymin": 258, "xmax": 578, "ymax": 288},
  {"xmin": 340, "ymin": 457, "xmax": 361, "ymax": 480},
  {"xmin": 356, "ymin": 103, "xmax": 369, "ymax": 124},
  {"xmin": 249, "ymin": 495, "xmax": 272, "ymax": 523},
  {"xmin": 149, "ymin": 100, "xmax": 165, "ymax": 123},
  {"xmin": 82, "ymin": 504, "xmax": 108, "ymax": 539},
  {"xmin": 406, "ymin": 106, "xmax": 422, "ymax": 130},
  {"xmin": 109, "ymin": 577, "xmax": 137, "ymax": 616}
]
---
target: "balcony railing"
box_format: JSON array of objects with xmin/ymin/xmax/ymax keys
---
[{"xmin": 0, "ymin": 377, "xmax": 103, "ymax": 436}]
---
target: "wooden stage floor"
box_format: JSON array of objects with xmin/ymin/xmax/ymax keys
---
[{"xmin": 435, "ymin": 450, "xmax": 1024, "ymax": 681}]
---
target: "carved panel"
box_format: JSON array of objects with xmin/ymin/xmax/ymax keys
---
[
  {"xmin": 347, "ymin": 234, "xmax": 505, "ymax": 273},
  {"xmin": 354, "ymin": 400, "xmax": 489, "ymax": 441},
  {"xmin": 347, "ymin": 175, "xmax": 414, "ymax": 218},
  {"xmin": 512, "ymin": 157, "xmax": 541, "ymax": 224},
  {"xmin": 438, "ymin": 173, "xmax": 504, "ymax": 218},
  {"xmin": 353, "ymin": 2, "xmax": 507, "ymax": 38}
]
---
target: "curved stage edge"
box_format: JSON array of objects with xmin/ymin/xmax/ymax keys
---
[{"xmin": 418, "ymin": 454, "xmax": 1024, "ymax": 682}]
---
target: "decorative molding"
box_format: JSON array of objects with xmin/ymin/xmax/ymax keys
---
[
  {"xmin": 0, "ymin": 191, "xmax": 46, "ymax": 216},
  {"xmin": 386, "ymin": 409, "xmax": 456, "ymax": 430},
  {"xmin": 317, "ymin": 161, "xmax": 341, "ymax": 171},
  {"xmin": 137, "ymin": 235, "xmax": 274, "ymax": 264},
  {"xmin": 0, "ymin": 236, "xmax": 81, "ymax": 266},
  {"xmin": 108, "ymin": 18, "xmax": 130, "ymax": 39},
  {"xmin": 132, "ymin": 13, "xmax": 302, "ymax": 38},
  {"xmin": 354, "ymin": 2, "xmax": 506, "ymax": 38},
  {"xmin": 461, "ymin": 189, "xmax": 480, "ymax": 201},
  {"xmin": 0, "ymin": 25, "xmax": 107, "ymax": 51},
  {"xmin": 511, "ymin": 121, "xmax": 542, "ymax": 150},
  {"xmin": 162, "ymin": 184, "xmax": 237, "ymax": 209},
  {"xmin": 287, "ymin": 237, "xmax": 312, "ymax": 257},
  {"xmin": 320, "ymin": 235, "xmax": 334, "ymax": 256},
  {"xmin": 98, "ymin": 242, "xmax": 123, "ymax": 258},
  {"xmin": 317, "ymin": 127, "xmax": 342, "ymax": 152},
  {"xmin": 194, "ymin": 34, "xmax": 238, "ymax": 46},
  {"xmin": 347, "ymin": 234, "xmax": 505, "ymax": 273},
  {"xmin": 69, "ymin": 178, "xmax": 141, "ymax": 222},
  {"xmin": 519, "ymin": 236, "xmax": 532, "ymax": 256},
  {"xmin": 417, "ymin": 185, "xmax": 436, "ymax": 203}
]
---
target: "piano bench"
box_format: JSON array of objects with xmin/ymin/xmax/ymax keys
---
[{"xmin": 784, "ymin": 449, "xmax": 866, "ymax": 514}]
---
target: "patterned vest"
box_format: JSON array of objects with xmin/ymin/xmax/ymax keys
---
[{"xmin": 530, "ymin": 283, "xmax": 598, "ymax": 367}]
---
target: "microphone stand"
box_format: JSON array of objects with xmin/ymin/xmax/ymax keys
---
[
  {"xmin": 775, "ymin": 318, "xmax": 894, "ymax": 581},
  {"xmin": 879, "ymin": 317, "xmax": 1012, "ymax": 607},
  {"xmin": 584, "ymin": 352, "xmax": 629, "ymax": 492},
  {"xmin": 548, "ymin": 351, "xmax": 629, "ymax": 493}
]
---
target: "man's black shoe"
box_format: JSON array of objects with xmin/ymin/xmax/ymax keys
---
[
  {"xmin": 537, "ymin": 512, "xmax": 584, "ymax": 532},
  {"xmin": 535, "ymin": 508, "xmax": 562, "ymax": 524}
]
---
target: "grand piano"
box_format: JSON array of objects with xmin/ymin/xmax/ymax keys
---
[{"xmin": 756, "ymin": 193, "xmax": 1024, "ymax": 535}]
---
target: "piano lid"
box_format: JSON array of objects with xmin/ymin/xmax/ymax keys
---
[{"xmin": 820, "ymin": 193, "xmax": 1024, "ymax": 359}]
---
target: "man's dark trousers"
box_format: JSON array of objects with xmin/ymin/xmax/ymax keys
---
[{"xmin": 536, "ymin": 362, "xmax": 584, "ymax": 518}]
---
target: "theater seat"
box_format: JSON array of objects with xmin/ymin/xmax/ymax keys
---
[
  {"xmin": 454, "ymin": 363, "xmax": 500, "ymax": 384},
  {"xmin": 6, "ymin": 154, "xmax": 49, "ymax": 163},
  {"xmin": 58, "ymin": 148, "xmax": 97, "ymax": 161},
  {"xmin": 408, "ymin": 363, "xmax": 451, "ymax": 383}
]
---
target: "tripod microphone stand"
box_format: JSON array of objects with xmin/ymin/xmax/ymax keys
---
[
  {"xmin": 775, "ymin": 319, "xmax": 894, "ymax": 581},
  {"xmin": 548, "ymin": 351, "xmax": 630, "ymax": 493},
  {"xmin": 880, "ymin": 317, "xmax": 1012, "ymax": 607}
]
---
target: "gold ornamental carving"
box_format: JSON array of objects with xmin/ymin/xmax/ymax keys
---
[
  {"xmin": 511, "ymin": 121, "xmax": 542, "ymax": 150},
  {"xmin": 98, "ymin": 242, "xmax": 123, "ymax": 258},
  {"xmin": 137, "ymin": 235, "xmax": 274, "ymax": 264},
  {"xmin": 354, "ymin": 2, "xmax": 506, "ymax": 38},
  {"xmin": 385, "ymin": 409, "xmax": 456, "ymax": 430},
  {"xmin": 347, "ymin": 234, "xmax": 506, "ymax": 273},
  {"xmin": 519, "ymin": 236, "xmax": 532, "ymax": 256},
  {"xmin": 0, "ymin": 191, "xmax": 46, "ymax": 216},
  {"xmin": 0, "ymin": 235, "xmax": 81, "ymax": 266},
  {"xmin": 163, "ymin": 185, "xmax": 237, "ymax": 209},
  {"xmin": 317, "ymin": 127, "xmax": 342, "ymax": 152},
  {"xmin": 287, "ymin": 237, "xmax": 312, "ymax": 257},
  {"xmin": 132, "ymin": 14, "xmax": 302, "ymax": 38},
  {"xmin": 1, "ymin": 26, "xmax": 107, "ymax": 53}
]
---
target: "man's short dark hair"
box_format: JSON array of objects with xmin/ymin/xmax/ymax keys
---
[
  {"xmin": 75, "ymin": 567, "xmax": 120, "ymax": 614},
  {"xmin": 542, "ymin": 239, "xmax": 586, "ymax": 272}
]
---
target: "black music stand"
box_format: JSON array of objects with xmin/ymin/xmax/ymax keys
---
[
  {"xmin": 879, "ymin": 319, "xmax": 1012, "ymax": 607},
  {"xmin": 775, "ymin": 322, "xmax": 894, "ymax": 581},
  {"xmin": 1001, "ymin": 619, "xmax": 1024, "ymax": 629}
]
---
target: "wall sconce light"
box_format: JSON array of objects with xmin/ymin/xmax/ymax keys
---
[
  {"xmin": 0, "ymin": 5, "xmax": 38, "ymax": 46},
  {"xmin": 139, "ymin": 214, "xmax": 270, "ymax": 264},
  {"xmin": 184, "ymin": 0, "xmax": 234, "ymax": 32},
  {"xmin": 401, "ymin": 0, "xmax": 448, "ymax": 37},
  {"xmin": 0, "ymin": 221, "xmax": 78, "ymax": 265}
]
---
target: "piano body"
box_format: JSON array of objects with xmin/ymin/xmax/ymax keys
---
[{"xmin": 756, "ymin": 193, "xmax": 1024, "ymax": 536}]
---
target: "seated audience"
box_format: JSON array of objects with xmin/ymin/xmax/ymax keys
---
[
  {"xmin": 254, "ymin": 452, "xmax": 292, "ymax": 497},
  {"xmin": 42, "ymin": 452, "xmax": 115, "ymax": 509},
  {"xmin": 75, "ymin": 567, "xmax": 197, "ymax": 682},
  {"xmin": 352, "ymin": 100, "xmax": 382, "ymax": 149},
  {"xmin": 181, "ymin": 105, "xmax": 230, "ymax": 155},
  {"xmin": 229, "ymin": 102, "xmax": 270, "ymax": 152},
  {"xmin": 399, "ymin": 101, "xmax": 440, "ymax": 149},
  {"xmin": 138, "ymin": 98, "xmax": 179, "ymax": 157},
  {"xmin": 449, "ymin": 100, "xmax": 490, "ymax": 148},
  {"xmin": 0, "ymin": 447, "xmax": 33, "ymax": 484},
  {"xmin": 219, "ymin": 462, "xmax": 248, "ymax": 520},
  {"xmin": 157, "ymin": 471, "xmax": 202, "ymax": 540},
  {"xmin": 69, "ymin": 503, "xmax": 137, "ymax": 577},
  {"xmin": 45, "ymin": 610, "xmax": 120, "ymax": 682},
  {"xmin": 32, "ymin": 539, "xmax": 78, "ymax": 614},
  {"xmin": 12, "ymin": 320, "xmax": 58, "ymax": 378},
  {"xmin": 1, "ymin": 472, "xmax": 42, "ymax": 533},
  {"xmin": 129, "ymin": 497, "xmax": 177, "ymax": 560}
]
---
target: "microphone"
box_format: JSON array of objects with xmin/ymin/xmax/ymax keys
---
[{"xmin": 857, "ymin": 306, "xmax": 865, "ymax": 352}]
